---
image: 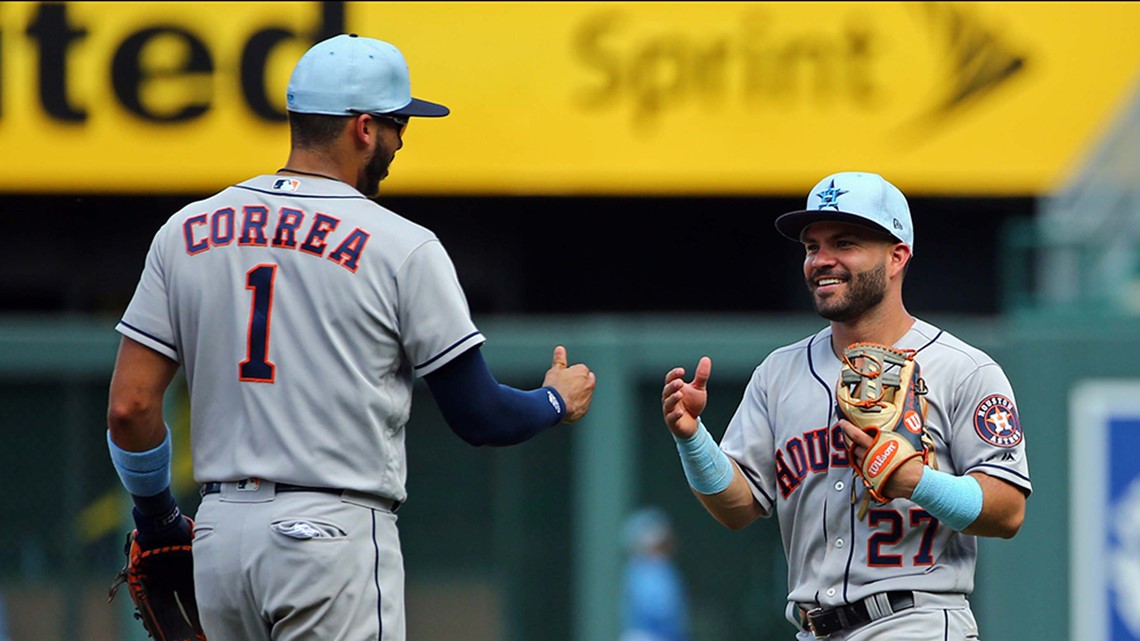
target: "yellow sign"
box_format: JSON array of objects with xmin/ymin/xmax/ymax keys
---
[{"xmin": 1, "ymin": 2, "xmax": 1138, "ymax": 195}]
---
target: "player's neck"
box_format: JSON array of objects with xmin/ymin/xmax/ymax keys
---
[
  {"xmin": 277, "ymin": 167, "xmax": 342, "ymax": 182},
  {"xmin": 278, "ymin": 149, "xmax": 355, "ymax": 187},
  {"xmin": 829, "ymin": 304, "xmax": 915, "ymax": 358}
]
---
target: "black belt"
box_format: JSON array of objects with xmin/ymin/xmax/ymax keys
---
[
  {"xmin": 801, "ymin": 591, "xmax": 915, "ymax": 638},
  {"xmin": 200, "ymin": 481, "xmax": 401, "ymax": 513}
]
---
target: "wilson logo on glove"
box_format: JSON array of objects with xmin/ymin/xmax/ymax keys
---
[
  {"xmin": 904, "ymin": 410, "xmax": 923, "ymax": 434},
  {"xmin": 867, "ymin": 441, "xmax": 898, "ymax": 478}
]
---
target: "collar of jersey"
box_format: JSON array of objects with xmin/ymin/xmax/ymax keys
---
[{"xmin": 237, "ymin": 174, "xmax": 369, "ymax": 199}]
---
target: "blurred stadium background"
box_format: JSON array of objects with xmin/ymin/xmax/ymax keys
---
[{"xmin": 2, "ymin": 2, "xmax": 1140, "ymax": 640}]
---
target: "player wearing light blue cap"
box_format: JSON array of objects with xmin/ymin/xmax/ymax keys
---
[
  {"xmin": 661, "ymin": 172, "xmax": 1031, "ymax": 640},
  {"xmin": 620, "ymin": 508, "xmax": 691, "ymax": 641},
  {"xmin": 106, "ymin": 33, "xmax": 596, "ymax": 640}
]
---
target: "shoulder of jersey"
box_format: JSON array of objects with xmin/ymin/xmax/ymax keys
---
[
  {"xmin": 910, "ymin": 322, "xmax": 996, "ymax": 369},
  {"xmin": 755, "ymin": 328, "xmax": 829, "ymax": 378},
  {"xmin": 765, "ymin": 328, "xmax": 827, "ymax": 361}
]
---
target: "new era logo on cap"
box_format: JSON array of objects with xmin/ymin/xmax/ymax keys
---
[{"xmin": 775, "ymin": 172, "xmax": 915, "ymax": 252}]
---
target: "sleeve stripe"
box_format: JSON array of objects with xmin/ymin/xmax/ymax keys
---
[
  {"xmin": 413, "ymin": 331, "xmax": 484, "ymax": 371},
  {"xmin": 117, "ymin": 320, "xmax": 178, "ymax": 353},
  {"xmin": 734, "ymin": 458, "xmax": 775, "ymax": 511},
  {"xmin": 969, "ymin": 463, "xmax": 1032, "ymax": 485}
]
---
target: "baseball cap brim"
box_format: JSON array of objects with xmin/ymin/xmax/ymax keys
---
[
  {"xmin": 775, "ymin": 209, "xmax": 903, "ymax": 243},
  {"xmin": 386, "ymin": 97, "xmax": 450, "ymax": 118}
]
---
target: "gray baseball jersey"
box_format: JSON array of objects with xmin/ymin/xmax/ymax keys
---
[
  {"xmin": 117, "ymin": 174, "xmax": 484, "ymax": 502},
  {"xmin": 719, "ymin": 318, "xmax": 1031, "ymax": 626}
]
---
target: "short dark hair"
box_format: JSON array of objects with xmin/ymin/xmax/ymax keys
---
[{"xmin": 288, "ymin": 112, "xmax": 352, "ymax": 149}]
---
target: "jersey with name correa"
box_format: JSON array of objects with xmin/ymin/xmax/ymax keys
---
[{"xmin": 117, "ymin": 175, "xmax": 485, "ymax": 502}]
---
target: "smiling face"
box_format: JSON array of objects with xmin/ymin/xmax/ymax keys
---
[{"xmin": 801, "ymin": 221, "xmax": 902, "ymax": 322}]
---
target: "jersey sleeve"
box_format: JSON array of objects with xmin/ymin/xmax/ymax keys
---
[
  {"xmin": 397, "ymin": 239, "xmax": 485, "ymax": 377},
  {"xmin": 948, "ymin": 363, "xmax": 1032, "ymax": 494},
  {"xmin": 116, "ymin": 227, "xmax": 179, "ymax": 361},
  {"xmin": 719, "ymin": 365, "xmax": 778, "ymax": 515}
]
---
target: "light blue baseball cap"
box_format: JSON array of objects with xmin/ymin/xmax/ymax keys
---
[
  {"xmin": 286, "ymin": 33, "xmax": 449, "ymax": 118},
  {"xmin": 622, "ymin": 507, "xmax": 673, "ymax": 554},
  {"xmin": 775, "ymin": 171, "xmax": 914, "ymax": 252}
]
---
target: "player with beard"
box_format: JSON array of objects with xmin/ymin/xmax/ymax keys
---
[
  {"xmin": 106, "ymin": 34, "xmax": 597, "ymax": 640},
  {"xmin": 659, "ymin": 172, "xmax": 1030, "ymax": 640}
]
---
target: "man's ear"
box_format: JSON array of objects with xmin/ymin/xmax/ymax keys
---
[
  {"xmin": 890, "ymin": 242, "xmax": 912, "ymax": 278},
  {"xmin": 352, "ymin": 114, "xmax": 374, "ymax": 148}
]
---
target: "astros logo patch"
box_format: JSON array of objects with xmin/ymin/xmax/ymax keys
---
[{"xmin": 973, "ymin": 394, "xmax": 1022, "ymax": 447}]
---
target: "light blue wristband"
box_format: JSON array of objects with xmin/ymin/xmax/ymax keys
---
[
  {"xmin": 107, "ymin": 426, "xmax": 172, "ymax": 497},
  {"xmin": 909, "ymin": 467, "xmax": 984, "ymax": 531},
  {"xmin": 673, "ymin": 418, "xmax": 734, "ymax": 495}
]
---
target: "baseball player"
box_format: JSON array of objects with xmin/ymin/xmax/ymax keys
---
[
  {"xmin": 105, "ymin": 33, "xmax": 596, "ymax": 641},
  {"xmin": 620, "ymin": 507, "xmax": 692, "ymax": 641},
  {"xmin": 661, "ymin": 172, "xmax": 1031, "ymax": 639}
]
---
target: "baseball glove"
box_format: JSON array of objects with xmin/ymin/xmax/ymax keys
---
[
  {"xmin": 108, "ymin": 520, "xmax": 206, "ymax": 641},
  {"xmin": 836, "ymin": 342, "xmax": 935, "ymax": 516}
]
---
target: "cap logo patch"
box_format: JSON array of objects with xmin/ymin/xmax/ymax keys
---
[
  {"xmin": 815, "ymin": 179, "xmax": 848, "ymax": 211},
  {"xmin": 893, "ymin": 218, "xmax": 904, "ymax": 230},
  {"xmin": 973, "ymin": 394, "xmax": 1023, "ymax": 447}
]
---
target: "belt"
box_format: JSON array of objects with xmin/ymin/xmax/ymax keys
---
[
  {"xmin": 801, "ymin": 591, "xmax": 915, "ymax": 638},
  {"xmin": 201, "ymin": 480, "xmax": 401, "ymax": 513}
]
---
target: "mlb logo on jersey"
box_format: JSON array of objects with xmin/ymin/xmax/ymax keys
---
[
  {"xmin": 272, "ymin": 178, "xmax": 300, "ymax": 192},
  {"xmin": 973, "ymin": 395, "xmax": 1022, "ymax": 447}
]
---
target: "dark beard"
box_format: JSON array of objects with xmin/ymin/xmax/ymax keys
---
[
  {"xmin": 360, "ymin": 144, "xmax": 391, "ymax": 197},
  {"xmin": 808, "ymin": 261, "xmax": 888, "ymax": 322}
]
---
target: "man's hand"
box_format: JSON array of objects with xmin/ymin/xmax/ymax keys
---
[
  {"xmin": 662, "ymin": 357, "xmax": 712, "ymax": 439},
  {"xmin": 839, "ymin": 418, "xmax": 924, "ymax": 500},
  {"xmin": 542, "ymin": 346, "xmax": 596, "ymax": 423},
  {"xmin": 108, "ymin": 516, "xmax": 206, "ymax": 641}
]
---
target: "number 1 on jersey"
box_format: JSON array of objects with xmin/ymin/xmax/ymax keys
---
[{"xmin": 240, "ymin": 264, "xmax": 277, "ymax": 383}]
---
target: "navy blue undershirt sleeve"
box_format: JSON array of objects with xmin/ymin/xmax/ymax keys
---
[
  {"xmin": 424, "ymin": 345, "xmax": 566, "ymax": 446},
  {"xmin": 130, "ymin": 487, "xmax": 191, "ymax": 549}
]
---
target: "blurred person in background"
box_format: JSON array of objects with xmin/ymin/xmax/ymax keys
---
[
  {"xmin": 620, "ymin": 507, "xmax": 692, "ymax": 641},
  {"xmin": 0, "ymin": 593, "xmax": 11, "ymax": 641}
]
